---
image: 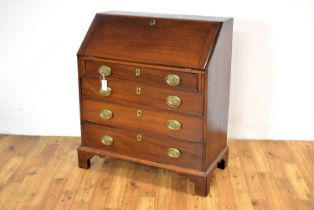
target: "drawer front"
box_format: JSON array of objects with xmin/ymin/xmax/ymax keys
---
[
  {"xmin": 81, "ymin": 77, "xmax": 203, "ymax": 115},
  {"xmin": 82, "ymin": 99, "xmax": 203, "ymax": 142},
  {"xmin": 84, "ymin": 60, "xmax": 199, "ymax": 91},
  {"xmin": 82, "ymin": 122, "xmax": 202, "ymax": 170}
]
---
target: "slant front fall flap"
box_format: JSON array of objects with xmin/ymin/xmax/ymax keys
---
[{"xmin": 78, "ymin": 13, "xmax": 222, "ymax": 69}]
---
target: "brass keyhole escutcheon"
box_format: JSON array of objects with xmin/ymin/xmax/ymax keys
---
[
  {"xmin": 100, "ymin": 135, "xmax": 114, "ymax": 146},
  {"xmin": 99, "ymin": 109, "xmax": 113, "ymax": 120},
  {"xmin": 136, "ymin": 109, "xmax": 142, "ymax": 117},
  {"xmin": 98, "ymin": 65, "xmax": 112, "ymax": 76},
  {"xmin": 167, "ymin": 148, "xmax": 181, "ymax": 158},
  {"xmin": 167, "ymin": 120, "xmax": 182, "ymax": 130},
  {"xmin": 165, "ymin": 74, "xmax": 181, "ymax": 86},
  {"xmin": 149, "ymin": 19, "xmax": 156, "ymax": 26},
  {"xmin": 137, "ymin": 134, "xmax": 142, "ymax": 142},
  {"xmin": 99, "ymin": 86, "xmax": 112, "ymax": 96},
  {"xmin": 136, "ymin": 87, "xmax": 141, "ymax": 95},
  {"xmin": 166, "ymin": 96, "xmax": 182, "ymax": 107},
  {"xmin": 135, "ymin": 68, "xmax": 141, "ymax": 76}
]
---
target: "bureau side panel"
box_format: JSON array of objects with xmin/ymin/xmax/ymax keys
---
[
  {"xmin": 77, "ymin": 57, "xmax": 86, "ymax": 139},
  {"xmin": 203, "ymin": 19, "xmax": 233, "ymax": 170}
]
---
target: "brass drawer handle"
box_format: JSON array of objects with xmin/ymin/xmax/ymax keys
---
[
  {"xmin": 135, "ymin": 68, "xmax": 141, "ymax": 76},
  {"xmin": 166, "ymin": 96, "xmax": 181, "ymax": 107},
  {"xmin": 99, "ymin": 86, "xmax": 112, "ymax": 96},
  {"xmin": 167, "ymin": 148, "xmax": 181, "ymax": 158},
  {"xmin": 100, "ymin": 135, "xmax": 114, "ymax": 146},
  {"xmin": 165, "ymin": 74, "xmax": 180, "ymax": 86},
  {"xmin": 167, "ymin": 120, "xmax": 181, "ymax": 130},
  {"xmin": 99, "ymin": 109, "xmax": 113, "ymax": 120},
  {"xmin": 98, "ymin": 65, "xmax": 112, "ymax": 76}
]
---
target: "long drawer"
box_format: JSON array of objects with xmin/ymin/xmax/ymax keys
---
[
  {"xmin": 84, "ymin": 60, "xmax": 200, "ymax": 91},
  {"xmin": 82, "ymin": 122, "xmax": 203, "ymax": 170},
  {"xmin": 81, "ymin": 77, "xmax": 203, "ymax": 115},
  {"xmin": 81, "ymin": 99, "xmax": 203, "ymax": 142}
]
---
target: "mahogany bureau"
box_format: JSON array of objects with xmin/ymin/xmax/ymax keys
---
[{"xmin": 77, "ymin": 11, "xmax": 233, "ymax": 196}]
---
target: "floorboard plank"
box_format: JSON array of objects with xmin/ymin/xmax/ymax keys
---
[{"xmin": 0, "ymin": 135, "xmax": 313, "ymax": 210}]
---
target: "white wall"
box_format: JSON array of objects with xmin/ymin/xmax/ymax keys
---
[{"xmin": 0, "ymin": 0, "xmax": 313, "ymax": 140}]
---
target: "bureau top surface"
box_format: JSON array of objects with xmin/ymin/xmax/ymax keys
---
[{"xmin": 78, "ymin": 11, "xmax": 231, "ymax": 70}]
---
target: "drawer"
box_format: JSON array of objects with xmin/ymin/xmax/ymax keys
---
[
  {"xmin": 84, "ymin": 60, "xmax": 199, "ymax": 91},
  {"xmin": 81, "ymin": 77, "xmax": 203, "ymax": 115},
  {"xmin": 82, "ymin": 122, "xmax": 202, "ymax": 170},
  {"xmin": 82, "ymin": 99, "xmax": 203, "ymax": 142}
]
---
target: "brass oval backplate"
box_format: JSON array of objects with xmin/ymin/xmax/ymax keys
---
[
  {"xmin": 166, "ymin": 96, "xmax": 182, "ymax": 107},
  {"xmin": 99, "ymin": 86, "xmax": 112, "ymax": 96},
  {"xmin": 99, "ymin": 109, "xmax": 113, "ymax": 120},
  {"xmin": 98, "ymin": 65, "xmax": 112, "ymax": 76},
  {"xmin": 165, "ymin": 74, "xmax": 181, "ymax": 86},
  {"xmin": 100, "ymin": 135, "xmax": 114, "ymax": 146},
  {"xmin": 167, "ymin": 120, "xmax": 182, "ymax": 130},
  {"xmin": 167, "ymin": 148, "xmax": 181, "ymax": 158},
  {"xmin": 149, "ymin": 19, "xmax": 156, "ymax": 26}
]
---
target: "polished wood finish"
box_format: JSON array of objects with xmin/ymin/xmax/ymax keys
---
[
  {"xmin": 1, "ymin": 136, "xmax": 314, "ymax": 210},
  {"xmin": 77, "ymin": 11, "xmax": 233, "ymax": 196},
  {"xmin": 203, "ymin": 17, "xmax": 233, "ymax": 169},
  {"xmin": 82, "ymin": 122, "xmax": 202, "ymax": 170},
  {"xmin": 84, "ymin": 59, "xmax": 201, "ymax": 91},
  {"xmin": 82, "ymin": 99, "xmax": 203, "ymax": 141},
  {"xmin": 81, "ymin": 77, "xmax": 203, "ymax": 115},
  {"xmin": 78, "ymin": 13, "xmax": 221, "ymax": 69}
]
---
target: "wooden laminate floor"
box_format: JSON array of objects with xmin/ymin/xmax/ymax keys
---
[{"xmin": 0, "ymin": 135, "xmax": 313, "ymax": 210}]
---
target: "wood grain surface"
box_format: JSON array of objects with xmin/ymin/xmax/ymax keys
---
[
  {"xmin": 0, "ymin": 135, "xmax": 313, "ymax": 210},
  {"xmin": 82, "ymin": 99, "xmax": 203, "ymax": 142},
  {"xmin": 84, "ymin": 59, "xmax": 200, "ymax": 91},
  {"xmin": 82, "ymin": 122, "xmax": 203, "ymax": 170},
  {"xmin": 77, "ymin": 12, "xmax": 233, "ymax": 196},
  {"xmin": 77, "ymin": 14, "xmax": 221, "ymax": 69},
  {"xmin": 81, "ymin": 77, "xmax": 204, "ymax": 115}
]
